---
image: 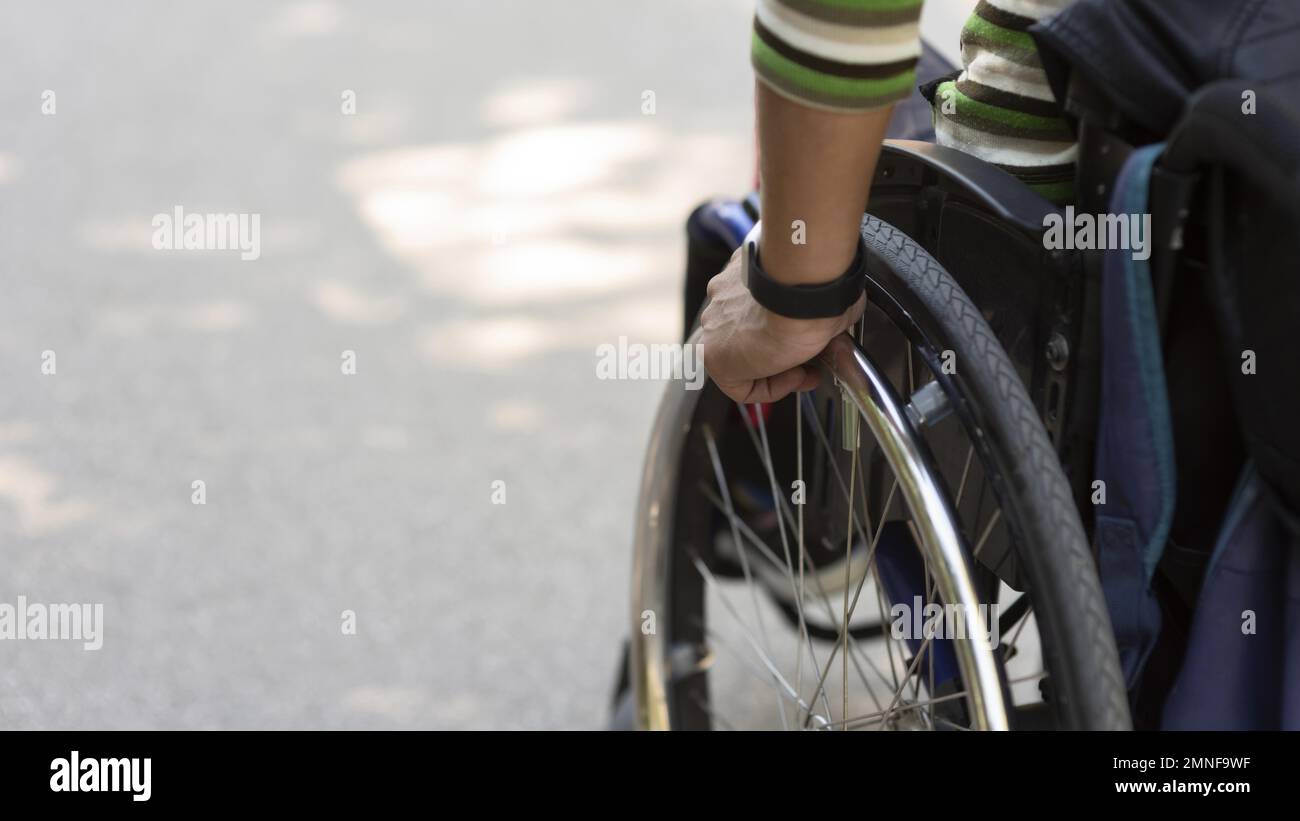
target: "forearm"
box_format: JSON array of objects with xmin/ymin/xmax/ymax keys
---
[
  {"xmin": 700, "ymin": 0, "xmax": 921, "ymax": 404},
  {"xmin": 756, "ymin": 81, "xmax": 893, "ymax": 286}
]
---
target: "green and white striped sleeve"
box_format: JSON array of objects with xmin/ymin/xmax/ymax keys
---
[
  {"xmin": 931, "ymin": 0, "xmax": 1077, "ymax": 203},
  {"xmin": 751, "ymin": 0, "xmax": 924, "ymax": 113}
]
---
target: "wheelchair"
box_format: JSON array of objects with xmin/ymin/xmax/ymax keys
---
[{"xmin": 613, "ymin": 62, "xmax": 1300, "ymax": 730}]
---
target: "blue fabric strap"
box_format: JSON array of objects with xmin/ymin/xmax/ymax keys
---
[{"xmin": 1093, "ymin": 143, "xmax": 1174, "ymax": 690}]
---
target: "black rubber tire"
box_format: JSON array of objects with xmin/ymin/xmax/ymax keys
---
[{"xmin": 858, "ymin": 214, "xmax": 1131, "ymax": 730}]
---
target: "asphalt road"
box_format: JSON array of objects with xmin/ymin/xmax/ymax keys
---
[{"xmin": 0, "ymin": 0, "xmax": 970, "ymax": 728}]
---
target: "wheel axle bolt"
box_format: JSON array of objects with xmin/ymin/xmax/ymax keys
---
[{"xmin": 1046, "ymin": 333, "xmax": 1070, "ymax": 372}]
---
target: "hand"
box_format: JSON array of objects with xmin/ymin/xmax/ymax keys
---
[{"xmin": 699, "ymin": 247, "xmax": 866, "ymax": 404}]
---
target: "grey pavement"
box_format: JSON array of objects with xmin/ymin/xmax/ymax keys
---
[{"xmin": 0, "ymin": 0, "xmax": 970, "ymax": 729}]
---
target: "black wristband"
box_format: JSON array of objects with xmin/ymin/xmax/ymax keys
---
[{"xmin": 742, "ymin": 223, "xmax": 868, "ymax": 319}]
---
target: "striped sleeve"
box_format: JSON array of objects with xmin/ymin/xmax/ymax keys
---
[
  {"xmin": 931, "ymin": 0, "xmax": 1078, "ymax": 203},
  {"xmin": 751, "ymin": 0, "xmax": 924, "ymax": 113}
]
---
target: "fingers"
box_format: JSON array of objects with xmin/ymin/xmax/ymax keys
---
[
  {"xmin": 717, "ymin": 365, "xmax": 821, "ymax": 405},
  {"xmin": 784, "ymin": 365, "xmax": 824, "ymax": 397}
]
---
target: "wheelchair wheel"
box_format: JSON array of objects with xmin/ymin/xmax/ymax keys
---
[{"xmin": 628, "ymin": 214, "xmax": 1130, "ymax": 730}]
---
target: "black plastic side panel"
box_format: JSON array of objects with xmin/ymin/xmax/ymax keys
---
[{"xmin": 867, "ymin": 142, "xmax": 1099, "ymax": 535}]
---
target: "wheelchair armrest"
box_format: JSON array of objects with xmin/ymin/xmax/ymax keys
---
[{"xmin": 877, "ymin": 140, "xmax": 1058, "ymax": 234}]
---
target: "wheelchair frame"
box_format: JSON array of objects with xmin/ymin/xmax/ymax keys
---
[{"xmin": 864, "ymin": 140, "xmax": 1101, "ymax": 537}]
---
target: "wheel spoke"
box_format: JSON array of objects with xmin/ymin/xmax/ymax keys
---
[
  {"xmin": 830, "ymin": 687, "xmax": 970, "ymax": 730},
  {"xmin": 954, "ymin": 445, "xmax": 975, "ymax": 511},
  {"xmin": 755, "ymin": 403, "xmax": 816, "ymax": 725},
  {"xmin": 973, "ymin": 509, "xmax": 1002, "ymax": 558},
  {"xmin": 694, "ymin": 619, "xmax": 819, "ymax": 720},
  {"xmin": 841, "ymin": 442, "xmax": 857, "ymax": 723},
  {"xmin": 691, "ymin": 555, "xmax": 818, "ymax": 720},
  {"xmin": 878, "ymin": 634, "xmax": 936, "ymax": 728},
  {"xmin": 1003, "ymin": 601, "xmax": 1035, "ymax": 660},
  {"xmin": 731, "ymin": 395, "xmax": 895, "ymax": 718},
  {"xmin": 800, "ymin": 479, "xmax": 899, "ymax": 728},
  {"xmin": 697, "ymin": 483, "xmax": 887, "ymax": 708},
  {"xmin": 795, "ymin": 395, "xmax": 807, "ymax": 719},
  {"xmin": 702, "ymin": 425, "xmax": 788, "ymax": 729}
]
